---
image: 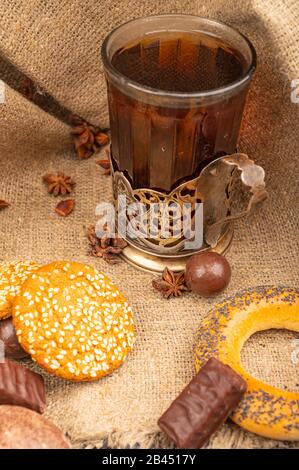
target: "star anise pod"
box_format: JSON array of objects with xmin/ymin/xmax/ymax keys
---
[
  {"xmin": 70, "ymin": 115, "xmax": 109, "ymax": 159},
  {"xmin": 96, "ymin": 150, "xmax": 111, "ymax": 176},
  {"xmin": 43, "ymin": 172, "xmax": 75, "ymax": 196},
  {"xmin": 95, "ymin": 132, "xmax": 109, "ymax": 146},
  {"xmin": 87, "ymin": 225, "xmax": 127, "ymax": 264},
  {"xmin": 0, "ymin": 200, "xmax": 10, "ymax": 210},
  {"xmin": 152, "ymin": 267, "xmax": 188, "ymax": 299},
  {"xmin": 55, "ymin": 199, "xmax": 75, "ymax": 217}
]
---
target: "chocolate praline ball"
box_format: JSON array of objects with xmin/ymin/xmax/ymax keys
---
[
  {"xmin": 0, "ymin": 317, "xmax": 29, "ymax": 359},
  {"xmin": 185, "ymin": 252, "xmax": 231, "ymax": 297}
]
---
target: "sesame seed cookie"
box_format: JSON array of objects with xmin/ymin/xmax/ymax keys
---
[
  {"xmin": 12, "ymin": 261, "xmax": 136, "ymax": 381},
  {"xmin": 0, "ymin": 261, "xmax": 40, "ymax": 320}
]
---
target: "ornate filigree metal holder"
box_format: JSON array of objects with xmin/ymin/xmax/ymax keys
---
[{"xmin": 111, "ymin": 153, "xmax": 267, "ymax": 273}]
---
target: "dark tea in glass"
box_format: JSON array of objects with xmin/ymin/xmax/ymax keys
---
[{"xmin": 102, "ymin": 16, "xmax": 256, "ymax": 192}]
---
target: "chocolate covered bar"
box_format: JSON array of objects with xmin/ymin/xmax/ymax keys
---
[
  {"xmin": 0, "ymin": 317, "xmax": 29, "ymax": 359},
  {"xmin": 158, "ymin": 357, "xmax": 247, "ymax": 448},
  {"xmin": 0, "ymin": 358, "xmax": 46, "ymax": 413}
]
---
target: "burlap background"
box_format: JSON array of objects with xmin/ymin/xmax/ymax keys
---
[{"xmin": 0, "ymin": 0, "xmax": 298, "ymax": 449}]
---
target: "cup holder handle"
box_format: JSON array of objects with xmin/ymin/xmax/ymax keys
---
[{"xmin": 206, "ymin": 153, "xmax": 268, "ymax": 247}]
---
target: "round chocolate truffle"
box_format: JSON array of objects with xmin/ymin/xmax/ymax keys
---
[
  {"xmin": 0, "ymin": 317, "xmax": 29, "ymax": 359},
  {"xmin": 0, "ymin": 406, "xmax": 71, "ymax": 449},
  {"xmin": 185, "ymin": 252, "xmax": 231, "ymax": 297}
]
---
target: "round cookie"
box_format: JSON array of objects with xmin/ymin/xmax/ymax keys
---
[
  {"xmin": 0, "ymin": 406, "xmax": 71, "ymax": 449},
  {"xmin": 13, "ymin": 261, "xmax": 136, "ymax": 381},
  {"xmin": 0, "ymin": 261, "xmax": 40, "ymax": 319},
  {"xmin": 194, "ymin": 286, "xmax": 299, "ymax": 441}
]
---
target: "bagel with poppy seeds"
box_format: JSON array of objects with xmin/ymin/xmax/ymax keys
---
[{"xmin": 194, "ymin": 286, "xmax": 299, "ymax": 441}]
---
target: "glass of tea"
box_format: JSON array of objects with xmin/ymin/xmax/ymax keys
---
[
  {"xmin": 102, "ymin": 15, "xmax": 256, "ymax": 192},
  {"xmin": 101, "ymin": 15, "xmax": 261, "ymax": 272}
]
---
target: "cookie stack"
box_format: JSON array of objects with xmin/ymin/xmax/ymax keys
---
[
  {"xmin": 0, "ymin": 260, "xmax": 136, "ymax": 448},
  {"xmin": 0, "ymin": 260, "xmax": 136, "ymax": 381}
]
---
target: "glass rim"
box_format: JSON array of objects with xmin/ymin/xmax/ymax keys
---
[{"xmin": 101, "ymin": 14, "xmax": 257, "ymax": 100}]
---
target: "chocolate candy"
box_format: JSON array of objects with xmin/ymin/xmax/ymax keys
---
[
  {"xmin": 0, "ymin": 358, "xmax": 46, "ymax": 413},
  {"xmin": 0, "ymin": 317, "xmax": 29, "ymax": 359},
  {"xmin": 0, "ymin": 406, "xmax": 71, "ymax": 449},
  {"xmin": 158, "ymin": 358, "xmax": 247, "ymax": 448},
  {"xmin": 185, "ymin": 252, "xmax": 231, "ymax": 297}
]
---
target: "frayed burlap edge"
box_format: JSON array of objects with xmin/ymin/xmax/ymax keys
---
[{"xmin": 77, "ymin": 425, "xmax": 299, "ymax": 449}]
